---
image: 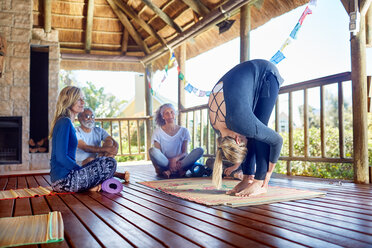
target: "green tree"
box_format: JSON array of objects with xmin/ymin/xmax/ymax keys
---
[
  {"xmin": 59, "ymin": 70, "xmax": 76, "ymax": 89},
  {"xmin": 59, "ymin": 70, "xmax": 127, "ymax": 118},
  {"xmin": 298, "ymin": 105, "xmax": 320, "ymax": 128},
  {"xmin": 81, "ymin": 81, "xmax": 126, "ymax": 117}
]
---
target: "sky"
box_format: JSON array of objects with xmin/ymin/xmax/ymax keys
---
[{"xmin": 70, "ymin": 0, "xmax": 372, "ymax": 110}]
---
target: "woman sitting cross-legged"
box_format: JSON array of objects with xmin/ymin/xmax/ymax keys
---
[
  {"xmin": 149, "ymin": 103, "xmax": 204, "ymax": 178},
  {"xmin": 49, "ymin": 86, "xmax": 127, "ymax": 193}
]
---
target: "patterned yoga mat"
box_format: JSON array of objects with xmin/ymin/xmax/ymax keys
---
[
  {"xmin": 0, "ymin": 186, "xmax": 71, "ymax": 200},
  {"xmin": 0, "ymin": 211, "xmax": 64, "ymax": 247},
  {"xmin": 138, "ymin": 178, "xmax": 326, "ymax": 207}
]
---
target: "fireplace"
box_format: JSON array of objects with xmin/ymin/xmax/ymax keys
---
[{"xmin": 0, "ymin": 116, "xmax": 22, "ymax": 164}]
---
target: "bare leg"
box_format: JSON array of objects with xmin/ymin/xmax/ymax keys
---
[
  {"xmin": 82, "ymin": 157, "xmax": 95, "ymax": 166},
  {"xmin": 263, "ymin": 162, "xmax": 276, "ymax": 188},
  {"xmin": 89, "ymin": 184, "xmax": 102, "ymax": 192},
  {"xmin": 114, "ymin": 171, "xmax": 130, "ymax": 182},
  {"xmin": 226, "ymin": 175, "xmax": 254, "ymax": 195}
]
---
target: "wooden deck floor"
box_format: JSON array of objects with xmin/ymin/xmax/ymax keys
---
[{"xmin": 1, "ymin": 164, "xmax": 372, "ymax": 248}]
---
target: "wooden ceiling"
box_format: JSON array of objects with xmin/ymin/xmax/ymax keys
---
[{"xmin": 32, "ymin": 0, "xmax": 308, "ymax": 71}]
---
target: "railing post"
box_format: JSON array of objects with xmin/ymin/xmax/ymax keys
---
[
  {"xmin": 304, "ymin": 89, "xmax": 309, "ymax": 158},
  {"xmin": 288, "ymin": 92, "xmax": 293, "ymax": 175},
  {"xmin": 338, "ymin": 81, "xmax": 345, "ymax": 158},
  {"xmin": 320, "ymin": 85, "xmax": 325, "ymax": 157},
  {"xmin": 145, "ymin": 64, "xmax": 153, "ymax": 160}
]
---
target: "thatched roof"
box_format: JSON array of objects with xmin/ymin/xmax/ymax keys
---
[{"xmin": 32, "ymin": 0, "xmax": 308, "ymax": 72}]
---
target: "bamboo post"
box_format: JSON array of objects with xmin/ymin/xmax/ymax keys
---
[
  {"xmin": 351, "ymin": 10, "xmax": 369, "ymax": 183},
  {"xmin": 85, "ymin": 0, "xmax": 94, "ymax": 52},
  {"xmin": 145, "ymin": 64, "xmax": 153, "ymax": 160},
  {"xmin": 44, "ymin": 0, "xmax": 52, "ymax": 33},
  {"xmin": 240, "ymin": 4, "xmax": 251, "ymax": 62},
  {"xmin": 177, "ymin": 43, "xmax": 186, "ymax": 126},
  {"xmin": 367, "ymin": 4, "xmax": 372, "ymax": 46}
]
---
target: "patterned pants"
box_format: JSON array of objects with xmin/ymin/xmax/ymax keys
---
[{"xmin": 52, "ymin": 157, "xmax": 117, "ymax": 193}]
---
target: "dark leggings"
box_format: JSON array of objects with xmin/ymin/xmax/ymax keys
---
[
  {"xmin": 241, "ymin": 73, "xmax": 280, "ymax": 180},
  {"xmin": 52, "ymin": 157, "xmax": 117, "ymax": 192}
]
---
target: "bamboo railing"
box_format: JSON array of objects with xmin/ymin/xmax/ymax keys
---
[
  {"xmin": 95, "ymin": 72, "xmax": 354, "ymax": 177},
  {"xmin": 94, "ymin": 116, "xmax": 151, "ymax": 158}
]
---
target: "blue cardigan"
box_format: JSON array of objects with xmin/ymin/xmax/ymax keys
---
[
  {"xmin": 220, "ymin": 59, "xmax": 284, "ymax": 163},
  {"xmin": 50, "ymin": 117, "xmax": 81, "ymax": 182}
]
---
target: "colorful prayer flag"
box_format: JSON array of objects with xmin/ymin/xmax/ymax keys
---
[
  {"xmin": 298, "ymin": 6, "xmax": 312, "ymax": 25},
  {"xmin": 289, "ymin": 23, "xmax": 301, "ymax": 39},
  {"xmin": 270, "ymin": 50, "xmax": 286, "ymax": 64},
  {"xmin": 179, "ymin": 72, "xmax": 185, "ymax": 81},
  {"xmin": 184, "ymin": 83, "xmax": 193, "ymax": 93},
  {"xmin": 279, "ymin": 38, "xmax": 292, "ymax": 52}
]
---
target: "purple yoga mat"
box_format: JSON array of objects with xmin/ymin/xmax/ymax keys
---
[{"xmin": 101, "ymin": 178, "xmax": 123, "ymax": 193}]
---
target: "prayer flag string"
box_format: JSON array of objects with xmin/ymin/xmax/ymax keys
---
[
  {"xmin": 270, "ymin": 0, "xmax": 316, "ymax": 64},
  {"xmin": 148, "ymin": 49, "xmax": 211, "ymax": 97},
  {"xmin": 149, "ymin": 0, "xmax": 316, "ymax": 97}
]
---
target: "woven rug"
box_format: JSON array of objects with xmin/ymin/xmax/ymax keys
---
[
  {"xmin": 138, "ymin": 178, "xmax": 326, "ymax": 207},
  {"xmin": 0, "ymin": 211, "xmax": 64, "ymax": 247}
]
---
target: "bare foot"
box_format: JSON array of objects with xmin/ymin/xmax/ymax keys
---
[
  {"xmin": 114, "ymin": 171, "xmax": 130, "ymax": 182},
  {"xmin": 235, "ymin": 180, "xmax": 267, "ymax": 197},
  {"xmin": 162, "ymin": 170, "xmax": 171, "ymax": 178},
  {"xmin": 233, "ymin": 171, "xmax": 244, "ymax": 180},
  {"xmin": 89, "ymin": 184, "xmax": 102, "ymax": 192},
  {"xmin": 226, "ymin": 175, "xmax": 254, "ymax": 195}
]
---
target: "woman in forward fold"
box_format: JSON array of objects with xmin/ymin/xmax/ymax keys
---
[
  {"xmin": 208, "ymin": 59, "xmax": 284, "ymax": 196},
  {"xmin": 49, "ymin": 86, "xmax": 127, "ymax": 192},
  {"xmin": 149, "ymin": 103, "xmax": 204, "ymax": 178}
]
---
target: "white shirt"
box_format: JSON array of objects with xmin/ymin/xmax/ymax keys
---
[
  {"xmin": 151, "ymin": 126, "xmax": 190, "ymax": 158},
  {"xmin": 75, "ymin": 126, "xmax": 109, "ymax": 164}
]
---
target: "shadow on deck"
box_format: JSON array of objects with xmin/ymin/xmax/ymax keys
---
[{"xmin": 0, "ymin": 163, "xmax": 371, "ymax": 247}]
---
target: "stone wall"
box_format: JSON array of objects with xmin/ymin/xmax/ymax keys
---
[{"xmin": 0, "ymin": 1, "xmax": 60, "ymax": 174}]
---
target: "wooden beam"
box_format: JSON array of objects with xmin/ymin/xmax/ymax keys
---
[
  {"xmin": 44, "ymin": 0, "xmax": 52, "ymax": 33},
  {"xmin": 350, "ymin": 11, "xmax": 369, "ymax": 183},
  {"xmin": 181, "ymin": 0, "xmax": 210, "ymax": 16},
  {"xmin": 106, "ymin": 0, "xmax": 150, "ymax": 54},
  {"xmin": 142, "ymin": 0, "xmax": 253, "ymax": 64},
  {"xmin": 85, "ymin": 0, "xmax": 94, "ymax": 53},
  {"xmin": 141, "ymin": 0, "xmax": 183, "ymax": 33},
  {"xmin": 367, "ymin": 3, "xmax": 372, "ymax": 46},
  {"xmin": 121, "ymin": 28, "xmax": 129, "ymax": 54},
  {"xmin": 360, "ymin": 0, "xmax": 372, "ymax": 15},
  {"xmin": 340, "ymin": 0, "xmax": 350, "ymax": 13},
  {"xmin": 60, "ymin": 53, "xmax": 141, "ymax": 63},
  {"xmin": 240, "ymin": 4, "xmax": 250, "ymax": 62},
  {"xmin": 113, "ymin": 0, "xmax": 166, "ymax": 45}
]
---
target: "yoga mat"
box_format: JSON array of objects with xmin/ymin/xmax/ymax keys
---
[
  {"xmin": 138, "ymin": 178, "xmax": 326, "ymax": 207},
  {"xmin": 0, "ymin": 186, "xmax": 73, "ymax": 200},
  {"xmin": 0, "ymin": 211, "xmax": 64, "ymax": 247},
  {"xmin": 102, "ymin": 178, "xmax": 123, "ymax": 193}
]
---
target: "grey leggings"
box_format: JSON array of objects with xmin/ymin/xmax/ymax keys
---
[
  {"xmin": 149, "ymin": 147, "xmax": 204, "ymax": 173},
  {"xmin": 52, "ymin": 157, "xmax": 117, "ymax": 192}
]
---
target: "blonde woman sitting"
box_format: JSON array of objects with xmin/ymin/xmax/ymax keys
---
[
  {"xmin": 208, "ymin": 59, "xmax": 283, "ymax": 197},
  {"xmin": 149, "ymin": 103, "xmax": 204, "ymax": 178}
]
